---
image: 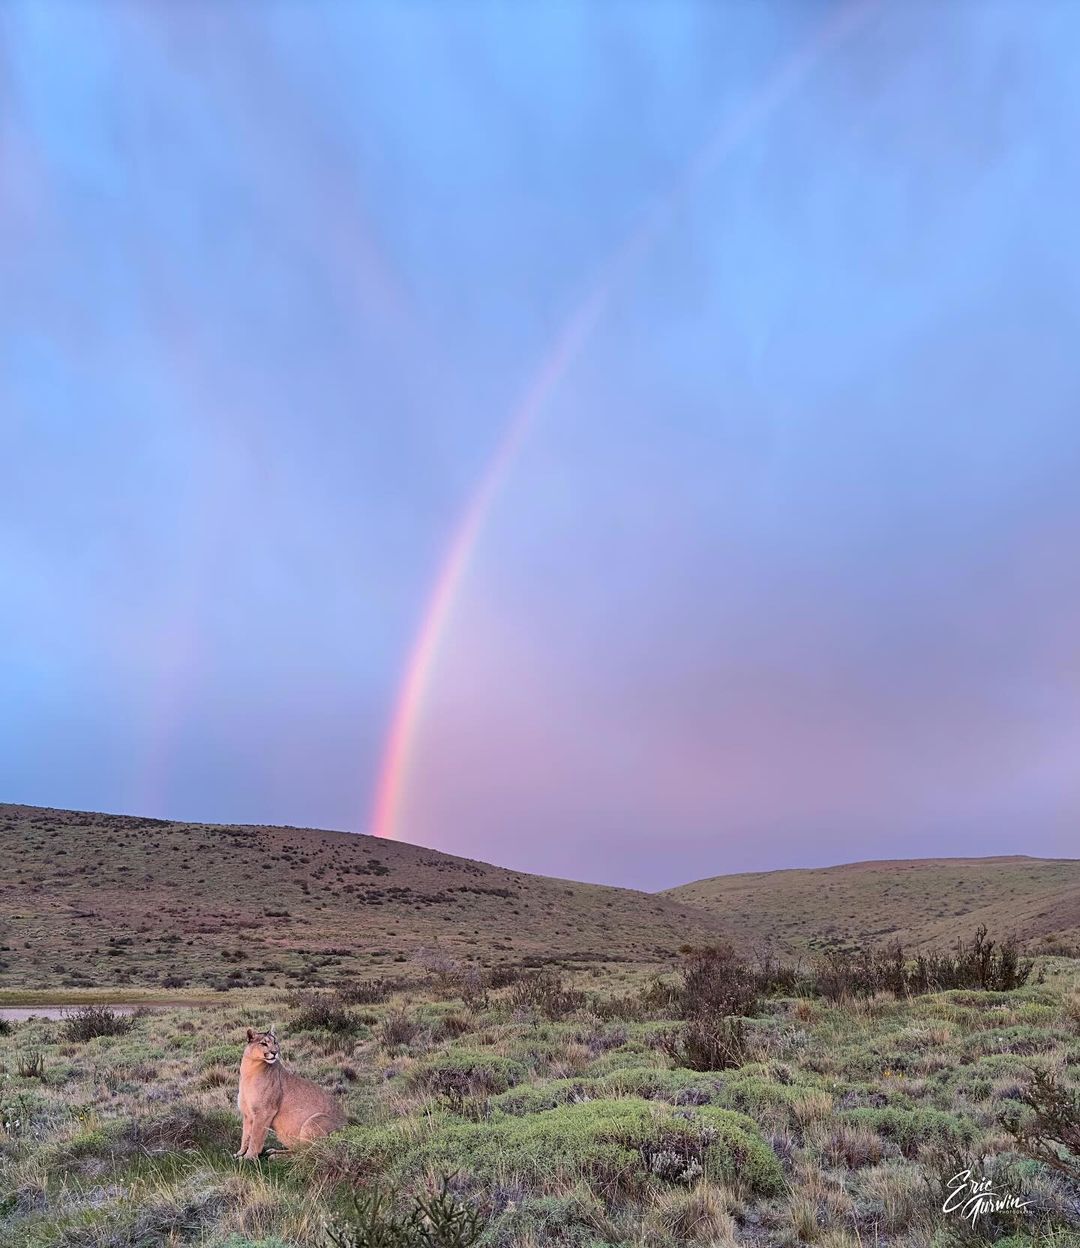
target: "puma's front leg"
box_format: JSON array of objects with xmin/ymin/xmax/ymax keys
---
[
  {"xmin": 242, "ymin": 1112, "xmax": 273, "ymax": 1160},
  {"xmin": 234, "ymin": 1115, "xmax": 251, "ymax": 1159}
]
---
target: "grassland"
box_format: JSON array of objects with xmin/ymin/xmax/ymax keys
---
[
  {"xmin": 0, "ymin": 805, "xmax": 729, "ymax": 991},
  {"xmin": 2, "ymin": 959, "xmax": 1079, "ymax": 1246},
  {"xmin": 664, "ymin": 858, "xmax": 1080, "ymax": 956},
  {"xmin": 3, "ymin": 806, "xmax": 1080, "ymax": 1244}
]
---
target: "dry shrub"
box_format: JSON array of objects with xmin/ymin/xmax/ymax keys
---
[
  {"xmin": 660, "ymin": 1014, "xmax": 752, "ymax": 1071},
  {"xmin": 854, "ymin": 1163, "xmax": 925, "ymax": 1233},
  {"xmin": 337, "ymin": 977, "xmax": 394, "ymax": 1005},
  {"xmin": 678, "ymin": 944, "xmax": 760, "ymax": 1018},
  {"xmin": 16, "ymin": 1050, "xmax": 46, "ymax": 1080},
  {"xmin": 63, "ymin": 1006, "xmax": 134, "ymax": 1042},
  {"xmin": 646, "ymin": 1181, "xmax": 736, "ymax": 1243},
  {"xmin": 790, "ymin": 1195, "xmax": 821, "ymax": 1242},
  {"xmin": 792, "ymin": 1091, "xmax": 834, "ymax": 1128},
  {"xmin": 379, "ymin": 1008, "xmax": 423, "ymax": 1051},
  {"xmin": 288, "ymin": 990, "xmax": 361, "ymax": 1035},
  {"xmin": 822, "ymin": 1121, "xmax": 884, "ymax": 1169},
  {"xmin": 1002, "ymin": 1067, "xmax": 1080, "ymax": 1182},
  {"xmin": 507, "ymin": 969, "xmax": 585, "ymax": 1020},
  {"xmin": 815, "ymin": 927, "xmax": 1033, "ymax": 1003}
]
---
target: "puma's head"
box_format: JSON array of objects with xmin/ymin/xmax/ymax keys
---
[{"xmin": 243, "ymin": 1026, "xmax": 280, "ymax": 1066}]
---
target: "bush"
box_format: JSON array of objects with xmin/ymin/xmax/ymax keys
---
[
  {"xmin": 660, "ymin": 1014, "xmax": 752, "ymax": 1072},
  {"xmin": 677, "ymin": 945, "xmax": 760, "ymax": 1018},
  {"xmin": 116, "ymin": 1105, "xmax": 236, "ymax": 1154},
  {"xmin": 822, "ymin": 1120, "xmax": 884, "ymax": 1168},
  {"xmin": 289, "ymin": 991, "xmax": 362, "ymax": 1035},
  {"xmin": 63, "ymin": 1006, "xmax": 134, "ymax": 1041},
  {"xmin": 507, "ymin": 970, "xmax": 586, "ymax": 1020},
  {"xmin": 379, "ymin": 1008, "xmax": 423, "ymax": 1051},
  {"xmin": 408, "ymin": 1050, "xmax": 527, "ymax": 1100},
  {"xmin": 325, "ymin": 1176, "xmax": 484, "ymax": 1247},
  {"xmin": 837, "ymin": 1107, "xmax": 976, "ymax": 1157},
  {"xmin": 1002, "ymin": 1068, "xmax": 1080, "ymax": 1182},
  {"xmin": 16, "ymin": 1050, "xmax": 45, "ymax": 1080},
  {"xmin": 338, "ymin": 978, "xmax": 394, "ymax": 1005},
  {"xmin": 814, "ymin": 928, "xmax": 1034, "ymax": 1002},
  {"xmin": 309, "ymin": 1098, "xmax": 784, "ymax": 1198}
]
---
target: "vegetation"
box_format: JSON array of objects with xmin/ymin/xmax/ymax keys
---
[
  {"xmin": 1004, "ymin": 1068, "xmax": 1080, "ymax": 1183},
  {"xmin": 324, "ymin": 1179, "xmax": 484, "ymax": 1248},
  {"xmin": 62, "ymin": 1004, "xmax": 135, "ymax": 1041},
  {"xmin": 1, "ymin": 805, "xmax": 1078, "ymax": 1243},
  {"xmin": 813, "ymin": 927, "xmax": 1035, "ymax": 1001},
  {"xmin": 1, "ymin": 947, "xmax": 1078, "ymax": 1245}
]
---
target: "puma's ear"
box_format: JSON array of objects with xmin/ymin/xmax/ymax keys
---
[
  {"xmin": 268, "ymin": 1024, "xmax": 277, "ymax": 1038},
  {"xmin": 246, "ymin": 1028, "xmax": 255, "ymax": 1042}
]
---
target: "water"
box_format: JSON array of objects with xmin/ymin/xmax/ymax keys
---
[{"xmin": 0, "ymin": 1001, "xmax": 206, "ymax": 1022}]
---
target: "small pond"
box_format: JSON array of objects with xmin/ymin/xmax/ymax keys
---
[{"xmin": 0, "ymin": 1001, "xmax": 210, "ymax": 1022}]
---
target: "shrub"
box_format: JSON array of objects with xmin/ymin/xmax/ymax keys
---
[
  {"xmin": 289, "ymin": 991, "xmax": 362, "ymax": 1035},
  {"xmin": 822, "ymin": 1121, "xmax": 884, "ymax": 1169},
  {"xmin": 16, "ymin": 1050, "xmax": 45, "ymax": 1080},
  {"xmin": 644, "ymin": 1181, "xmax": 735, "ymax": 1242},
  {"xmin": 379, "ymin": 1008, "xmax": 423, "ymax": 1051},
  {"xmin": 1002, "ymin": 1068, "xmax": 1080, "ymax": 1182},
  {"xmin": 661, "ymin": 1014, "xmax": 752, "ymax": 1071},
  {"xmin": 116, "ymin": 1105, "xmax": 236, "ymax": 1154},
  {"xmin": 338, "ymin": 978, "xmax": 394, "ymax": 1005},
  {"xmin": 408, "ymin": 1050, "xmax": 527, "ymax": 1099},
  {"xmin": 507, "ymin": 970, "xmax": 586, "ymax": 1020},
  {"xmin": 325, "ymin": 1176, "xmax": 484, "ymax": 1248},
  {"xmin": 63, "ymin": 1005, "xmax": 134, "ymax": 1041},
  {"xmin": 837, "ymin": 1107, "xmax": 976, "ymax": 1157},
  {"xmin": 677, "ymin": 944, "xmax": 760, "ymax": 1018},
  {"xmin": 309, "ymin": 1098, "xmax": 784, "ymax": 1198},
  {"xmin": 814, "ymin": 928, "xmax": 1034, "ymax": 1002}
]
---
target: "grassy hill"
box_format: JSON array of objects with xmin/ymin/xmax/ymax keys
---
[
  {"xmin": 663, "ymin": 855, "xmax": 1080, "ymax": 954},
  {"xmin": 5, "ymin": 804, "xmax": 1076, "ymax": 992},
  {"xmin": 0, "ymin": 804, "xmax": 730, "ymax": 990}
]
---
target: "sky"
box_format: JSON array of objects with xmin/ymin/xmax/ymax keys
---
[{"xmin": 3, "ymin": 1, "xmax": 1080, "ymax": 890}]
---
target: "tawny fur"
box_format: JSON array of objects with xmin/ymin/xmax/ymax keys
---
[{"xmin": 235, "ymin": 1027, "xmax": 345, "ymax": 1160}]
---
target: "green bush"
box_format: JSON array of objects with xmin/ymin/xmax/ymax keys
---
[
  {"xmin": 838, "ymin": 1106, "xmax": 976, "ymax": 1156},
  {"xmin": 309, "ymin": 1097, "xmax": 784, "ymax": 1197},
  {"xmin": 408, "ymin": 1049, "xmax": 527, "ymax": 1099},
  {"xmin": 199, "ymin": 1042, "xmax": 244, "ymax": 1069}
]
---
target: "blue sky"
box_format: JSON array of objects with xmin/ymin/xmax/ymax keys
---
[{"xmin": 3, "ymin": 1, "xmax": 1080, "ymax": 888}]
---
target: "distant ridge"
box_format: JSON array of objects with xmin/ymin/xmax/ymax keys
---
[{"xmin": 663, "ymin": 854, "xmax": 1080, "ymax": 953}]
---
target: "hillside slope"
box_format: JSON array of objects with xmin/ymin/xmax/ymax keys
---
[
  {"xmin": 0, "ymin": 804, "xmax": 730, "ymax": 990},
  {"xmin": 663, "ymin": 855, "xmax": 1080, "ymax": 953}
]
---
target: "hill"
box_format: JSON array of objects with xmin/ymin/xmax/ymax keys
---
[
  {"xmin": 0, "ymin": 804, "xmax": 730, "ymax": 990},
  {"xmin": 663, "ymin": 854, "xmax": 1080, "ymax": 954}
]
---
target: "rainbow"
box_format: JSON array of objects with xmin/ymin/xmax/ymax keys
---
[{"xmin": 370, "ymin": 0, "xmax": 875, "ymax": 841}]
